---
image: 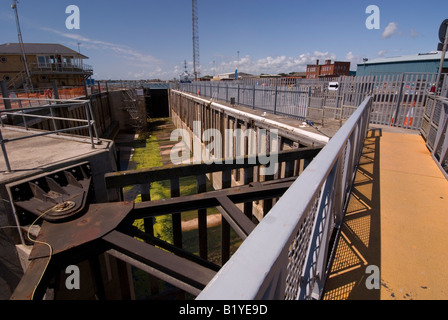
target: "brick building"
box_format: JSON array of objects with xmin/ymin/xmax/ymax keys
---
[{"xmin": 306, "ymin": 59, "xmax": 350, "ymax": 79}]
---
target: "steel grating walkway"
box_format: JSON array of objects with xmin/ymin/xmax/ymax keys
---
[{"xmin": 323, "ymin": 125, "xmax": 448, "ymax": 300}]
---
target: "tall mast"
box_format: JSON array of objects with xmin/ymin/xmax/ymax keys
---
[
  {"xmin": 11, "ymin": 0, "xmax": 33, "ymax": 91},
  {"xmin": 192, "ymin": 0, "xmax": 200, "ymax": 81}
]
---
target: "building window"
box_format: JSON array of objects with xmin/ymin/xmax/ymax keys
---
[
  {"xmin": 0, "ymin": 57, "xmax": 6, "ymax": 63},
  {"xmin": 3, "ymin": 75, "xmax": 10, "ymax": 81},
  {"xmin": 62, "ymin": 56, "xmax": 73, "ymax": 65},
  {"xmin": 37, "ymin": 55, "xmax": 51, "ymax": 67}
]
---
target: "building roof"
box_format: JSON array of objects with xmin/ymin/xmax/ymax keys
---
[
  {"xmin": 218, "ymin": 72, "xmax": 254, "ymax": 77},
  {"xmin": 0, "ymin": 43, "xmax": 88, "ymax": 59},
  {"xmin": 358, "ymin": 52, "xmax": 448, "ymax": 66},
  {"xmin": 142, "ymin": 82, "xmax": 172, "ymax": 90},
  {"xmin": 288, "ymin": 72, "xmax": 307, "ymax": 77}
]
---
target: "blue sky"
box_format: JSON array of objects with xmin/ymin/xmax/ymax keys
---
[{"xmin": 1, "ymin": 0, "xmax": 447, "ymax": 80}]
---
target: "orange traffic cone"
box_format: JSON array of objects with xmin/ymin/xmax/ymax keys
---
[{"xmin": 404, "ymin": 101, "xmax": 415, "ymax": 126}]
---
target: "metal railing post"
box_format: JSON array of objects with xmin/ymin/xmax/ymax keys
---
[
  {"xmin": 237, "ymin": 84, "xmax": 240, "ymax": 105},
  {"xmin": 21, "ymin": 109, "xmax": 28, "ymax": 130},
  {"xmin": 0, "ymin": 129, "xmax": 12, "ymax": 173},
  {"xmin": 1, "ymin": 81, "xmax": 12, "ymax": 124},
  {"xmin": 85, "ymin": 101, "xmax": 95, "ymax": 148},
  {"xmin": 307, "ymin": 87, "xmax": 311, "ymax": 118},
  {"xmin": 274, "ymin": 85, "xmax": 278, "ymax": 114},
  {"xmin": 87, "ymin": 98, "xmax": 100, "ymax": 144},
  {"xmin": 48, "ymin": 104, "xmax": 59, "ymax": 133},
  {"xmin": 52, "ymin": 81, "xmax": 60, "ymax": 100},
  {"xmin": 392, "ymin": 74, "xmax": 405, "ymax": 126},
  {"xmin": 253, "ymin": 85, "xmax": 256, "ymax": 109}
]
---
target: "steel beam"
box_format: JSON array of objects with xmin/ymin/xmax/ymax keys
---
[
  {"xmin": 132, "ymin": 178, "xmax": 295, "ymax": 219},
  {"xmin": 102, "ymin": 230, "xmax": 216, "ymax": 295},
  {"xmin": 216, "ymin": 195, "xmax": 255, "ymax": 239},
  {"xmin": 105, "ymin": 148, "xmax": 321, "ymax": 189}
]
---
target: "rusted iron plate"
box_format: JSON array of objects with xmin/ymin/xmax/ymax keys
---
[
  {"xmin": 29, "ymin": 201, "xmax": 133, "ymax": 260},
  {"xmin": 12, "ymin": 162, "xmax": 92, "ymax": 222}
]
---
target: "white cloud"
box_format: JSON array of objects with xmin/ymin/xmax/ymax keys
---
[
  {"xmin": 41, "ymin": 27, "xmax": 161, "ymax": 67},
  {"xmin": 410, "ymin": 28, "xmax": 419, "ymax": 38},
  {"xmin": 382, "ymin": 22, "xmax": 398, "ymax": 39},
  {"xmin": 377, "ymin": 50, "xmax": 387, "ymax": 57},
  {"xmin": 206, "ymin": 51, "xmax": 338, "ymax": 76},
  {"xmin": 345, "ymin": 52, "xmax": 365, "ymax": 70},
  {"xmin": 39, "ymin": 27, "xmax": 357, "ymax": 79}
]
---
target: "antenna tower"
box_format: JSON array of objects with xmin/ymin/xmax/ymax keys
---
[{"xmin": 192, "ymin": 0, "xmax": 200, "ymax": 80}]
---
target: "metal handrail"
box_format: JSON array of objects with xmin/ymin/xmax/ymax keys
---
[
  {"xmin": 29, "ymin": 62, "xmax": 93, "ymax": 73},
  {"xmin": 6, "ymin": 63, "xmax": 93, "ymax": 90},
  {"xmin": 197, "ymin": 96, "xmax": 372, "ymax": 300},
  {"xmin": 0, "ymin": 98, "xmax": 100, "ymax": 173},
  {"xmin": 422, "ymin": 94, "xmax": 448, "ymax": 178}
]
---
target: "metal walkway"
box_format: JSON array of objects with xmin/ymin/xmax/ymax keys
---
[
  {"xmin": 5, "ymin": 88, "xmax": 448, "ymax": 300},
  {"xmin": 323, "ymin": 125, "xmax": 448, "ymax": 300}
]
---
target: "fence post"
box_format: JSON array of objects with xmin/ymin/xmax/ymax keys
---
[
  {"xmin": 253, "ymin": 85, "xmax": 256, "ymax": 109},
  {"xmin": 274, "ymin": 86, "xmax": 278, "ymax": 114},
  {"xmin": 84, "ymin": 80, "xmax": 88, "ymax": 98},
  {"xmin": 0, "ymin": 129, "xmax": 12, "ymax": 173},
  {"xmin": 1, "ymin": 81, "xmax": 12, "ymax": 111},
  {"xmin": 392, "ymin": 74, "xmax": 405, "ymax": 126},
  {"xmin": 85, "ymin": 101, "xmax": 95, "ymax": 148},
  {"xmin": 52, "ymin": 80, "xmax": 60, "ymax": 100},
  {"xmin": 237, "ymin": 84, "xmax": 240, "ymax": 105},
  {"xmin": 336, "ymin": 83, "xmax": 340, "ymax": 109}
]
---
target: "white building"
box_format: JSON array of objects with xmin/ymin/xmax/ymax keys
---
[{"xmin": 212, "ymin": 71, "xmax": 254, "ymax": 81}]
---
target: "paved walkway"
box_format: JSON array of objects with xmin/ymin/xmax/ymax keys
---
[
  {"xmin": 379, "ymin": 128, "xmax": 448, "ymax": 299},
  {"xmin": 323, "ymin": 126, "xmax": 448, "ymax": 300}
]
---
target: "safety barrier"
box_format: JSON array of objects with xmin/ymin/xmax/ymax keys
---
[
  {"xmin": 421, "ymin": 94, "xmax": 448, "ymax": 177},
  {"xmin": 197, "ymin": 96, "xmax": 372, "ymax": 300},
  {"xmin": 0, "ymin": 86, "xmax": 87, "ymax": 109},
  {"xmin": 0, "ymin": 97, "xmax": 101, "ymax": 172},
  {"xmin": 181, "ymin": 73, "xmax": 442, "ymax": 130}
]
